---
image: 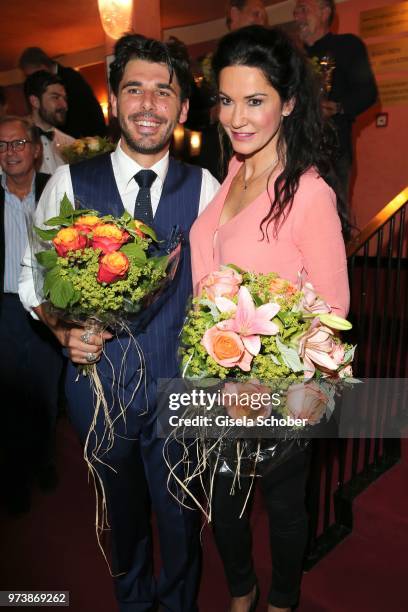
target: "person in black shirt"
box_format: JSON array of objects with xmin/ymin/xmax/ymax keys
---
[
  {"xmin": 294, "ymin": 0, "xmax": 377, "ymax": 203},
  {"xmin": 18, "ymin": 47, "xmax": 107, "ymax": 139}
]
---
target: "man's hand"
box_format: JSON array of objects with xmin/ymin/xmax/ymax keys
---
[{"xmin": 33, "ymin": 304, "xmax": 112, "ymax": 364}]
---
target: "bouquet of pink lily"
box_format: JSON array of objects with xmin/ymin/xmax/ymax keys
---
[
  {"xmin": 181, "ymin": 265, "xmax": 354, "ymax": 384},
  {"xmin": 168, "ymin": 265, "xmax": 355, "ymax": 495}
]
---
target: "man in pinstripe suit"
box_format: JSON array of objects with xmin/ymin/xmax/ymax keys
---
[{"xmin": 19, "ymin": 35, "xmax": 219, "ymax": 611}]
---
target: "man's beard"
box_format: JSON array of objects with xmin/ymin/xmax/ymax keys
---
[
  {"xmin": 119, "ymin": 112, "xmax": 177, "ymax": 155},
  {"xmin": 39, "ymin": 106, "xmax": 66, "ymax": 128}
]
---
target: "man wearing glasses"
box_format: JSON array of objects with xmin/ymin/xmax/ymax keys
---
[{"xmin": 0, "ymin": 116, "xmax": 62, "ymax": 514}]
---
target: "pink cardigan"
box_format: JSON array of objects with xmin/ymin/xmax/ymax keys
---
[{"xmin": 190, "ymin": 157, "xmax": 349, "ymax": 316}]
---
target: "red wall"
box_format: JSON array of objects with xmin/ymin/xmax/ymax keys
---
[
  {"xmin": 336, "ymin": 0, "xmax": 408, "ymax": 229},
  {"xmin": 79, "ymin": 63, "xmax": 108, "ymax": 112}
]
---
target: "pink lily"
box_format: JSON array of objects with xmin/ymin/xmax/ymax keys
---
[
  {"xmin": 217, "ymin": 286, "xmax": 280, "ymax": 356},
  {"xmin": 298, "ymin": 320, "xmax": 338, "ymax": 378},
  {"xmin": 300, "ymin": 282, "xmax": 331, "ymax": 314},
  {"xmin": 215, "ymin": 296, "xmax": 237, "ymax": 314}
]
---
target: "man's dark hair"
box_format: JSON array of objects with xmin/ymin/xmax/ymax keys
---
[
  {"xmin": 225, "ymin": 1, "xmax": 248, "ymax": 29},
  {"xmin": 109, "ymin": 33, "xmax": 192, "ymax": 100},
  {"xmin": 0, "ymin": 115, "xmax": 41, "ymax": 146},
  {"xmin": 18, "ymin": 47, "xmax": 55, "ymax": 71},
  {"xmin": 320, "ymin": 0, "xmax": 336, "ymax": 27},
  {"xmin": 23, "ymin": 70, "xmax": 65, "ymax": 103}
]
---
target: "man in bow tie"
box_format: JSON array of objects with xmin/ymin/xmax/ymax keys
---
[
  {"xmin": 19, "ymin": 46, "xmax": 107, "ymax": 139},
  {"xmin": 24, "ymin": 70, "xmax": 74, "ymax": 175}
]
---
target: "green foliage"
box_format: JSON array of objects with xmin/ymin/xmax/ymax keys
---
[
  {"xmin": 43, "ymin": 266, "xmax": 61, "ymax": 296},
  {"xmin": 135, "ymin": 223, "xmax": 158, "ymax": 242},
  {"xmin": 60, "ymin": 193, "xmax": 74, "ymax": 218},
  {"xmin": 121, "ymin": 211, "xmax": 133, "ymax": 224},
  {"xmin": 49, "ymin": 277, "xmax": 76, "ymax": 309},
  {"xmin": 35, "ymin": 250, "xmax": 58, "ymax": 269},
  {"xmin": 34, "ymin": 227, "xmax": 59, "ymax": 240},
  {"xmin": 150, "ymin": 255, "xmax": 169, "ymax": 270},
  {"xmin": 120, "ymin": 243, "xmax": 147, "ymax": 266}
]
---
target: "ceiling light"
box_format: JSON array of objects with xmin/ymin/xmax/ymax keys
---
[{"xmin": 98, "ymin": 0, "xmax": 133, "ymax": 40}]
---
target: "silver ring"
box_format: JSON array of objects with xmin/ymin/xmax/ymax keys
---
[
  {"xmin": 85, "ymin": 352, "xmax": 96, "ymax": 363},
  {"xmin": 81, "ymin": 330, "xmax": 93, "ymax": 344}
]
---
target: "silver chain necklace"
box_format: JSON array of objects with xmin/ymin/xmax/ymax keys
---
[{"xmin": 243, "ymin": 156, "xmax": 279, "ymax": 191}]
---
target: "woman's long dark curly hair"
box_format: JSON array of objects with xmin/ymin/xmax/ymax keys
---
[{"xmin": 212, "ymin": 25, "xmax": 350, "ymax": 239}]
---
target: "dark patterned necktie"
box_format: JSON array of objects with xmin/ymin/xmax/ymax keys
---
[{"xmin": 134, "ymin": 169, "xmax": 157, "ymax": 226}]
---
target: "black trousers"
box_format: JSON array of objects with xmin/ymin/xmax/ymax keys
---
[
  {"xmin": 212, "ymin": 450, "xmax": 310, "ymax": 608},
  {"xmin": 0, "ymin": 294, "xmax": 63, "ymax": 490},
  {"xmin": 65, "ymin": 362, "xmax": 201, "ymax": 612}
]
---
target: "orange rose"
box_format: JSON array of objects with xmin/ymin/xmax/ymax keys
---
[
  {"xmin": 74, "ymin": 215, "xmax": 100, "ymax": 234},
  {"xmin": 97, "ymin": 251, "xmax": 129, "ymax": 283},
  {"xmin": 92, "ymin": 223, "xmax": 129, "ymax": 253},
  {"xmin": 269, "ymin": 277, "xmax": 297, "ymax": 297},
  {"xmin": 72, "ymin": 139, "xmax": 86, "ymax": 153},
  {"xmin": 202, "ymin": 326, "xmax": 253, "ymax": 371},
  {"xmin": 133, "ymin": 219, "xmax": 146, "ymax": 238},
  {"xmin": 53, "ymin": 226, "xmax": 87, "ymax": 257}
]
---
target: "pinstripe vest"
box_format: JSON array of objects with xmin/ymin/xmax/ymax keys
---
[{"xmin": 70, "ymin": 153, "xmax": 202, "ymax": 384}]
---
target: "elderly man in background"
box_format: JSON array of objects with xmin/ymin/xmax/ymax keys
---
[
  {"xmin": 226, "ymin": 0, "xmax": 268, "ymax": 30},
  {"xmin": 19, "ymin": 46, "xmax": 107, "ymax": 139},
  {"xmin": 294, "ymin": 0, "xmax": 377, "ymax": 204},
  {"xmin": 24, "ymin": 71, "xmax": 74, "ymax": 175},
  {"xmin": 0, "ymin": 116, "xmax": 62, "ymax": 514}
]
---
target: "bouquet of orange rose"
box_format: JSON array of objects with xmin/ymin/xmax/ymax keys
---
[
  {"xmin": 30, "ymin": 194, "xmax": 182, "ymax": 545},
  {"xmin": 165, "ymin": 266, "xmax": 355, "ymax": 516},
  {"xmin": 33, "ymin": 193, "xmax": 180, "ymax": 330}
]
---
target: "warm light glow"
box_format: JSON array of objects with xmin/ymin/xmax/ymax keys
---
[
  {"xmin": 189, "ymin": 131, "xmax": 202, "ymax": 157},
  {"xmin": 173, "ymin": 124, "xmax": 185, "ymax": 152},
  {"xmin": 98, "ymin": 0, "xmax": 133, "ymax": 40},
  {"xmin": 100, "ymin": 100, "xmax": 109, "ymax": 121}
]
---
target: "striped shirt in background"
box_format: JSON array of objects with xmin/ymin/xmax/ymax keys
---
[{"xmin": 2, "ymin": 173, "xmax": 36, "ymax": 294}]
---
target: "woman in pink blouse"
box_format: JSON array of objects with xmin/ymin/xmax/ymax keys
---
[{"xmin": 190, "ymin": 26, "xmax": 350, "ymax": 612}]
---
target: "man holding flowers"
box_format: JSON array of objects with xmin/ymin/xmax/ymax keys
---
[{"xmin": 19, "ymin": 34, "xmax": 219, "ymax": 612}]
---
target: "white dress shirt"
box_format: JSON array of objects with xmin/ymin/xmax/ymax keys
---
[
  {"xmin": 19, "ymin": 142, "xmax": 220, "ymax": 314},
  {"xmin": 39, "ymin": 127, "xmax": 75, "ymax": 175}
]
